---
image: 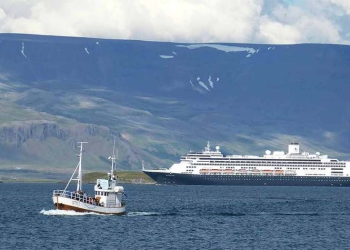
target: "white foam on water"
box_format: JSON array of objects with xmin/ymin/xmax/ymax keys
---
[
  {"xmin": 40, "ymin": 209, "xmax": 105, "ymax": 216},
  {"xmin": 127, "ymin": 211, "xmax": 161, "ymax": 216}
]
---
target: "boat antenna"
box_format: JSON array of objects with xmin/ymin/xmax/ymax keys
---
[
  {"xmin": 205, "ymin": 141, "xmax": 210, "ymax": 152},
  {"xmin": 109, "ymin": 137, "xmax": 117, "ymax": 176},
  {"xmin": 76, "ymin": 142, "xmax": 88, "ymax": 192}
]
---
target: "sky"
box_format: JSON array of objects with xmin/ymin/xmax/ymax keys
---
[{"xmin": 0, "ymin": 0, "xmax": 349, "ymax": 45}]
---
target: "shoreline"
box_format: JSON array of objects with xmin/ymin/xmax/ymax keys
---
[{"xmin": 0, "ymin": 170, "xmax": 155, "ymax": 184}]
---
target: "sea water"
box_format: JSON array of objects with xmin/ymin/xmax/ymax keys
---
[{"xmin": 1, "ymin": 183, "xmax": 350, "ymax": 249}]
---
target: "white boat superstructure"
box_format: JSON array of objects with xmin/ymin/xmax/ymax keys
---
[
  {"xmin": 143, "ymin": 142, "xmax": 350, "ymax": 186},
  {"xmin": 52, "ymin": 141, "xmax": 126, "ymax": 214},
  {"xmin": 154, "ymin": 142, "xmax": 350, "ymax": 177}
]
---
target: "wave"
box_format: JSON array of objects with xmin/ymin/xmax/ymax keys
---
[
  {"xmin": 274, "ymin": 212, "xmax": 319, "ymax": 216},
  {"xmin": 127, "ymin": 211, "xmax": 179, "ymax": 217},
  {"xmin": 216, "ymin": 212, "xmax": 320, "ymax": 216},
  {"xmin": 217, "ymin": 212, "xmax": 246, "ymax": 216},
  {"xmin": 127, "ymin": 211, "xmax": 161, "ymax": 217},
  {"xmin": 265, "ymin": 197, "xmax": 325, "ymax": 203},
  {"xmin": 40, "ymin": 209, "xmax": 107, "ymax": 216}
]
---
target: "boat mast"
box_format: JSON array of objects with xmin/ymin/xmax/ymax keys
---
[
  {"xmin": 77, "ymin": 142, "xmax": 88, "ymax": 192},
  {"xmin": 110, "ymin": 137, "xmax": 117, "ymax": 176}
]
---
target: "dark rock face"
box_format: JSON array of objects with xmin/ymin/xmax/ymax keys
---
[
  {"xmin": 4, "ymin": 121, "xmax": 62, "ymax": 145},
  {"xmin": 0, "ymin": 33, "xmax": 349, "ymax": 171},
  {"xmin": 0, "ymin": 121, "xmax": 111, "ymax": 146}
]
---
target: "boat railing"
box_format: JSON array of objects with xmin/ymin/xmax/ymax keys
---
[
  {"xmin": 53, "ymin": 190, "xmax": 125, "ymax": 207},
  {"xmin": 53, "ymin": 190, "xmax": 98, "ymax": 205},
  {"xmin": 198, "ymin": 170, "xmax": 287, "ymax": 176}
]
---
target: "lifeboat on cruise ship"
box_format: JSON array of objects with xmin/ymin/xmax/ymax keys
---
[
  {"xmin": 275, "ymin": 170, "xmax": 284, "ymax": 174},
  {"xmin": 199, "ymin": 169, "xmax": 210, "ymax": 172},
  {"xmin": 199, "ymin": 169, "xmax": 210, "ymax": 175},
  {"xmin": 223, "ymin": 169, "xmax": 234, "ymax": 175},
  {"xmin": 210, "ymin": 169, "xmax": 221, "ymax": 173},
  {"xmin": 261, "ymin": 170, "xmax": 273, "ymax": 175}
]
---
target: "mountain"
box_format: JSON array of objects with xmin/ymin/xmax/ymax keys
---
[{"xmin": 0, "ymin": 33, "xmax": 349, "ymax": 174}]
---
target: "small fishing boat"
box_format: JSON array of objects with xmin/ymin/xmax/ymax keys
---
[{"xmin": 52, "ymin": 141, "xmax": 126, "ymax": 215}]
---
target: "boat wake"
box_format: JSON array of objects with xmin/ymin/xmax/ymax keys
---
[
  {"xmin": 127, "ymin": 211, "xmax": 161, "ymax": 216},
  {"xmin": 40, "ymin": 209, "xmax": 107, "ymax": 216}
]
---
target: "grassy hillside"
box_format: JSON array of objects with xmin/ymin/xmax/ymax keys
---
[{"xmin": 83, "ymin": 171, "xmax": 155, "ymax": 184}]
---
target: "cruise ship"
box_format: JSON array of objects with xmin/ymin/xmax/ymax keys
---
[{"xmin": 143, "ymin": 142, "xmax": 350, "ymax": 186}]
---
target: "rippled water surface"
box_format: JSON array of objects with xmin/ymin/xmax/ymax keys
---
[{"xmin": 1, "ymin": 183, "xmax": 350, "ymax": 249}]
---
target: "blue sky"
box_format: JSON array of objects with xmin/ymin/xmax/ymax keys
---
[{"xmin": 0, "ymin": 0, "xmax": 349, "ymax": 45}]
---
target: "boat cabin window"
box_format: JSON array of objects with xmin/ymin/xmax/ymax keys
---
[{"xmin": 95, "ymin": 191, "xmax": 109, "ymax": 196}]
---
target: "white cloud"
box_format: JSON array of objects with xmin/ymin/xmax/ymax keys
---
[
  {"xmin": 0, "ymin": 8, "xmax": 6, "ymax": 21},
  {"xmin": 256, "ymin": 2, "xmax": 347, "ymax": 44},
  {"xmin": 0, "ymin": 0, "xmax": 349, "ymax": 45},
  {"xmin": 256, "ymin": 16, "xmax": 303, "ymax": 44},
  {"xmin": 329, "ymin": 0, "xmax": 350, "ymax": 16}
]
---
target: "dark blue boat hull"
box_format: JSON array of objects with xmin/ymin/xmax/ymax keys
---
[{"xmin": 143, "ymin": 171, "xmax": 350, "ymax": 186}]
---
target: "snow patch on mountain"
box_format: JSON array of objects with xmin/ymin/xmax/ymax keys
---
[
  {"xmin": 85, "ymin": 47, "xmax": 89, "ymax": 54},
  {"xmin": 198, "ymin": 80, "xmax": 210, "ymax": 91},
  {"xmin": 21, "ymin": 42, "xmax": 27, "ymax": 58},
  {"xmin": 208, "ymin": 76, "xmax": 214, "ymax": 88},
  {"xmin": 193, "ymin": 75, "xmax": 219, "ymax": 91},
  {"xmin": 177, "ymin": 44, "xmax": 257, "ymax": 56},
  {"xmin": 159, "ymin": 55, "xmax": 174, "ymax": 59}
]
